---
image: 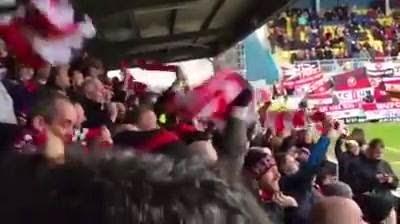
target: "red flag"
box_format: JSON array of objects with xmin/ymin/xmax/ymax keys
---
[
  {"xmin": 333, "ymin": 68, "xmax": 371, "ymax": 91},
  {"xmin": 25, "ymin": 0, "xmax": 79, "ymax": 38},
  {"xmin": 0, "ymin": 0, "xmax": 95, "ymax": 67},
  {"xmin": 173, "ymin": 70, "xmax": 248, "ymax": 125},
  {"xmin": 282, "ymin": 72, "xmax": 323, "ymax": 88},
  {"xmin": 0, "ymin": 21, "xmax": 44, "ymax": 68},
  {"xmin": 308, "ymin": 78, "xmax": 333, "ymax": 95}
]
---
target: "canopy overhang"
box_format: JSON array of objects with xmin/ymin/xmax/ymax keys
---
[{"xmin": 72, "ymin": 0, "xmax": 293, "ymax": 69}]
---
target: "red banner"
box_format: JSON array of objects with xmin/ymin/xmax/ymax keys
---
[
  {"xmin": 362, "ymin": 102, "xmax": 400, "ymax": 120},
  {"xmin": 318, "ymin": 103, "xmax": 360, "ymax": 113},
  {"xmin": 307, "ymin": 92, "xmax": 333, "ymax": 106},
  {"xmin": 308, "ymin": 78, "xmax": 333, "ymax": 95},
  {"xmin": 362, "ymin": 102, "xmax": 400, "ymax": 111},
  {"xmin": 317, "ymin": 103, "xmax": 363, "ymax": 119},
  {"xmin": 333, "ymin": 68, "xmax": 371, "ymax": 91},
  {"xmin": 282, "ymin": 72, "xmax": 323, "ymax": 88}
]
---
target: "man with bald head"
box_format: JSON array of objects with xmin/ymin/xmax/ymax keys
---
[{"xmin": 310, "ymin": 197, "xmax": 366, "ymax": 224}]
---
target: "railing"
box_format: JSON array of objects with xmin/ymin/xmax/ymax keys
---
[
  {"xmin": 292, "ymin": 56, "xmax": 400, "ymax": 74},
  {"xmin": 293, "ymin": 58, "xmax": 369, "ymax": 73}
]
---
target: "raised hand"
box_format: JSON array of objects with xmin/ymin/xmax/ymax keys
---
[{"xmin": 272, "ymin": 192, "xmax": 298, "ymax": 208}]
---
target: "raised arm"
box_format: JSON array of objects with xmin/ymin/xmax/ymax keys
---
[
  {"xmin": 217, "ymin": 90, "xmax": 252, "ymax": 183},
  {"xmin": 307, "ymin": 135, "xmax": 331, "ymax": 168},
  {"xmin": 306, "ymin": 119, "xmax": 332, "ymax": 169}
]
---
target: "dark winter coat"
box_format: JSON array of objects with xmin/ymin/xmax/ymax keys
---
[
  {"xmin": 347, "ymin": 154, "xmax": 399, "ymax": 196},
  {"xmin": 80, "ymin": 97, "xmax": 113, "ymax": 129}
]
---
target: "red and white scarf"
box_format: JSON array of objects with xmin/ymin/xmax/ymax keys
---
[
  {"xmin": 0, "ymin": 0, "xmax": 95, "ymax": 68},
  {"xmin": 173, "ymin": 70, "xmax": 249, "ymax": 128}
]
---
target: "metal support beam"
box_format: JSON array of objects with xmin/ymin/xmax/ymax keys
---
[
  {"xmin": 315, "ymin": 0, "xmax": 320, "ymax": 14},
  {"xmin": 194, "ymin": 0, "xmax": 225, "ymax": 43},
  {"xmin": 127, "ymin": 46, "xmax": 214, "ymax": 61},
  {"xmin": 168, "ymin": 9, "xmax": 177, "ymax": 35},
  {"xmin": 221, "ymin": 0, "xmax": 293, "ymax": 53},
  {"xmin": 73, "ymin": 0, "xmax": 200, "ymax": 20},
  {"xmin": 101, "ymin": 46, "xmax": 215, "ymax": 69},
  {"xmin": 385, "ymin": 0, "xmax": 391, "ymax": 16},
  {"xmin": 82, "ymin": 0, "xmax": 293, "ymax": 69},
  {"xmin": 200, "ymin": 0, "xmax": 225, "ymax": 31},
  {"xmin": 128, "ymin": 11, "xmax": 141, "ymax": 38},
  {"xmin": 87, "ymin": 28, "xmax": 225, "ymax": 67},
  {"xmin": 96, "ymin": 28, "xmax": 225, "ymax": 51}
]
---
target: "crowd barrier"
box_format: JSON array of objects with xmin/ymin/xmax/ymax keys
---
[{"xmin": 291, "ymin": 56, "xmax": 400, "ymax": 75}]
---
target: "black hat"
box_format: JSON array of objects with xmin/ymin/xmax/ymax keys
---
[{"xmin": 244, "ymin": 149, "xmax": 276, "ymax": 180}]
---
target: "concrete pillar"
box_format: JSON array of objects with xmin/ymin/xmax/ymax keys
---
[
  {"xmin": 315, "ymin": 0, "xmax": 321, "ymax": 14},
  {"xmin": 385, "ymin": 0, "xmax": 391, "ymax": 16}
]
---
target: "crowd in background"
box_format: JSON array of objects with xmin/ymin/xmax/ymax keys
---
[
  {"xmin": 0, "ymin": 0, "xmax": 396, "ymax": 220},
  {"xmin": 268, "ymin": 3, "xmax": 400, "ymax": 63},
  {"xmin": 0, "ymin": 37, "xmax": 397, "ymax": 223}
]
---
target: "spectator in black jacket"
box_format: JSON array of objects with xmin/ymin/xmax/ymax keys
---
[
  {"xmin": 335, "ymin": 136, "xmax": 360, "ymax": 182},
  {"xmin": 80, "ymin": 78, "xmax": 117, "ymax": 129},
  {"xmin": 347, "ymin": 138, "xmax": 399, "ymax": 200}
]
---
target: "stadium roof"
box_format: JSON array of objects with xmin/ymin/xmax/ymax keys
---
[{"xmin": 72, "ymin": 0, "xmax": 292, "ymax": 69}]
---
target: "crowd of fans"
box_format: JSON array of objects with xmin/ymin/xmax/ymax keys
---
[
  {"xmin": 0, "ymin": 29, "xmax": 398, "ymax": 224},
  {"xmin": 268, "ymin": 4, "xmax": 400, "ymax": 63}
]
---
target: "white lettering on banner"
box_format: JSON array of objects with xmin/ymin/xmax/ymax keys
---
[
  {"xmin": 308, "ymin": 97, "xmax": 333, "ymax": 106},
  {"xmin": 321, "ymin": 102, "xmax": 400, "ymax": 120},
  {"xmin": 365, "ymin": 108, "xmax": 400, "ymax": 120},
  {"xmin": 364, "ymin": 110, "xmax": 384, "ymax": 120},
  {"xmin": 282, "ymin": 63, "xmax": 320, "ymax": 78},
  {"xmin": 327, "ymin": 109, "xmax": 363, "ymax": 119},
  {"xmin": 283, "ymin": 72, "xmax": 323, "ymax": 87},
  {"xmin": 365, "ymin": 61, "xmax": 400, "ymax": 76},
  {"xmin": 334, "ymin": 88, "xmax": 372, "ymax": 103},
  {"xmin": 362, "ymin": 102, "xmax": 400, "ymax": 120},
  {"xmin": 376, "ymin": 102, "xmax": 400, "ymax": 110},
  {"xmin": 318, "ymin": 103, "xmax": 359, "ymax": 112}
]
